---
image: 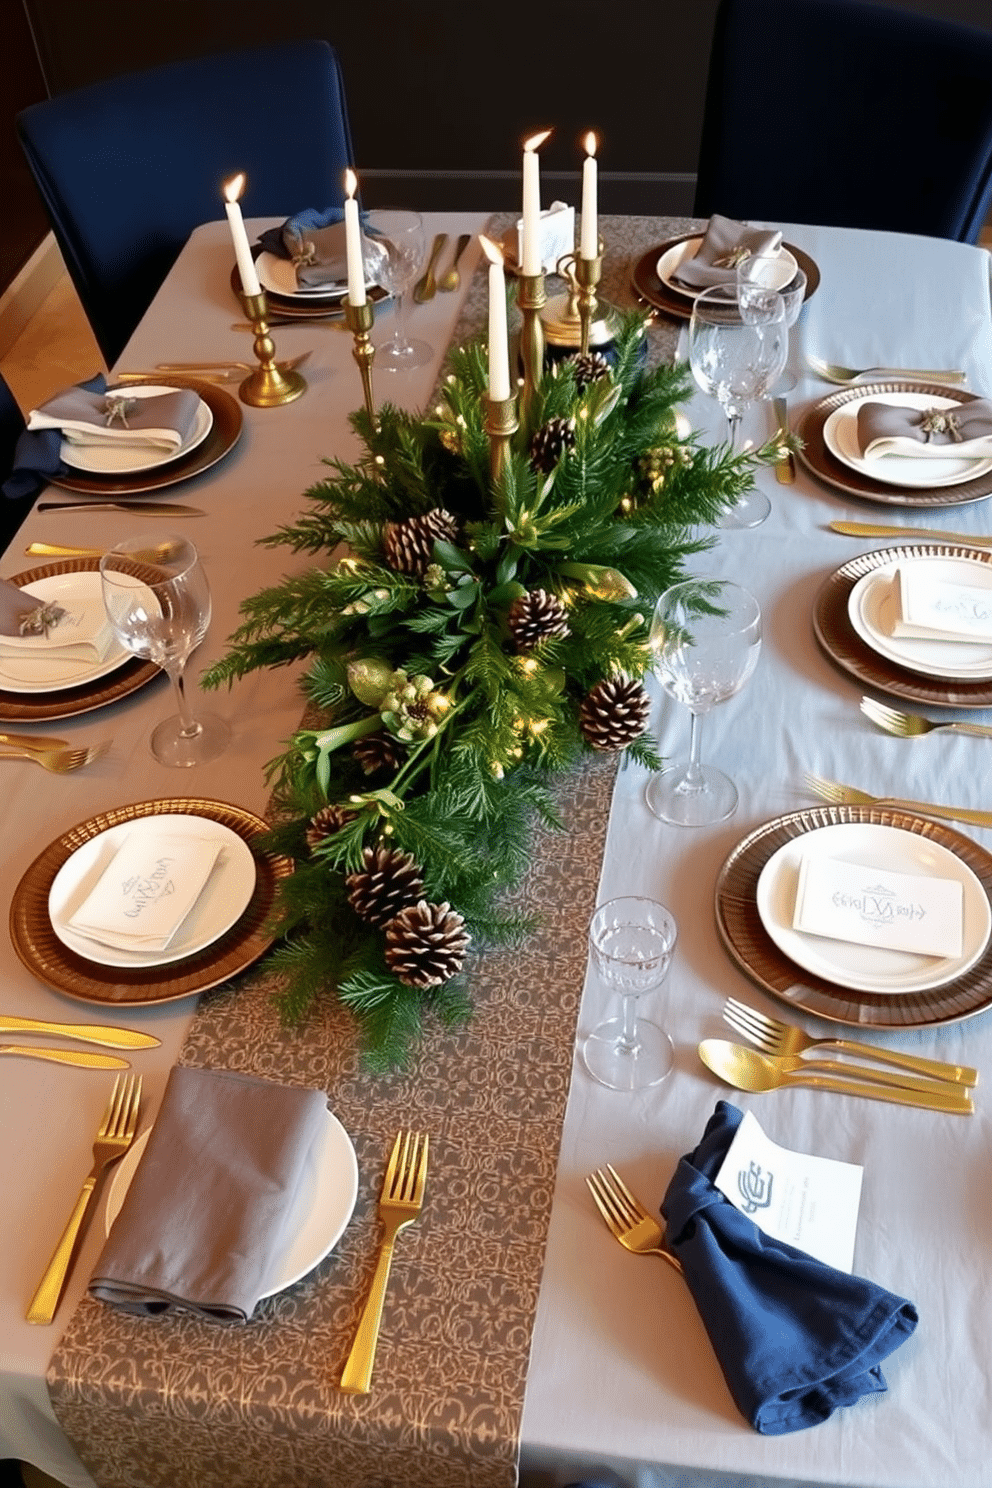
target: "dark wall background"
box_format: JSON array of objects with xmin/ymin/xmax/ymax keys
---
[{"xmin": 4, "ymin": 0, "xmax": 992, "ymax": 292}]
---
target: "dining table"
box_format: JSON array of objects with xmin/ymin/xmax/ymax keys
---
[{"xmin": 2, "ymin": 207, "xmax": 992, "ymax": 1488}]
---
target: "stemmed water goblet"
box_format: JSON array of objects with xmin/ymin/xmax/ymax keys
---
[
  {"xmin": 688, "ymin": 282, "xmax": 787, "ymax": 528},
  {"xmin": 645, "ymin": 578, "xmax": 762, "ymax": 827},
  {"xmin": 366, "ymin": 208, "xmax": 432, "ymax": 371},
  {"xmin": 582, "ymin": 896, "xmax": 678, "ymax": 1091},
  {"xmin": 100, "ymin": 535, "xmax": 231, "ymax": 768},
  {"xmin": 738, "ymin": 254, "xmax": 808, "ymax": 393}
]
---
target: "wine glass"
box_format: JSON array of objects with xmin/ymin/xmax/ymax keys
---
[
  {"xmin": 688, "ymin": 283, "xmax": 787, "ymax": 528},
  {"xmin": 100, "ymin": 535, "xmax": 231, "ymax": 768},
  {"xmin": 582, "ymin": 897, "xmax": 677, "ymax": 1091},
  {"xmin": 645, "ymin": 578, "xmax": 762, "ymax": 827},
  {"xmin": 738, "ymin": 255, "xmax": 808, "ymax": 392},
  {"xmin": 367, "ymin": 208, "xmax": 432, "ymax": 371}
]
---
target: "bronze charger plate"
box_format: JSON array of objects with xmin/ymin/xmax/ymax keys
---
[
  {"xmin": 716, "ymin": 804, "xmax": 992, "ymax": 1028},
  {"xmin": 631, "ymin": 232, "xmax": 820, "ymax": 323},
  {"xmin": 812, "ymin": 543, "xmax": 992, "ymax": 708},
  {"xmin": 10, "ymin": 796, "xmax": 293, "ymax": 1006},
  {"xmin": 50, "ymin": 378, "xmax": 242, "ymax": 498},
  {"xmin": 796, "ymin": 381, "xmax": 992, "ymax": 507},
  {"xmin": 0, "ymin": 559, "xmax": 160, "ymax": 722}
]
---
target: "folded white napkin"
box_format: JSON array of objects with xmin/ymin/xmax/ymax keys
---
[
  {"xmin": 28, "ymin": 386, "xmax": 200, "ymax": 455},
  {"xmin": 68, "ymin": 831, "xmax": 224, "ymax": 952},
  {"xmin": 891, "ymin": 566, "xmax": 992, "ymax": 644},
  {"xmin": 673, "ymin": 214, "xmax": 783, "ymax": 290},
  {"xmin": 793, "ymin": 854, "xmax": 963, "ymax": 958},
  {"xmin": 856, "ymin": 399, "xmax": 992, "ymax": 460}
]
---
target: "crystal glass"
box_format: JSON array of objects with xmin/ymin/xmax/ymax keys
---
[
  {"xmin": 738, "ymin": 255, "xmax": 807, "ymax": 393},
  {"xmin": 100, "ymin": 536, "xmax": 230, "ymax": 768},
  {"xmin": 367, "ymin": 208, "xmax": 432, "ymax": 371},
  {"xmin": 646, "ymin": 578, "xmax": 762, "ymax": 827},
  {"xmin": 582, "ymin": 897, "xmax": 677, "ymax": 1091},
  {"xmin": 688, "ymin": 283, "xmax": 787, "ymax": 528}
]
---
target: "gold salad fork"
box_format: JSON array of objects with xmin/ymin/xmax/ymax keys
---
[
  {"xmin": 586, "ymin": 1165, "xmax": 683, "ymax": 1276},
  {"xmin": 0, "ymin": 742, "xmax": 108, "ymax": 774},
  {"xmin": 860, "ymin": 695, "xmax": 992, "ymax": 740},
  {"xmin": 803, "ymin": 772, "xmax": 992, "ymax": 829},
  {"xmin": 807, "ymin": 355, "xmax": 966, "ymax": 385},
  {"xmin": 723, "ymin": 997, "xmax": 978, "ymax": 1087},
  {"xmin": 340, "ymin": 1130, "xmax": 429, "ymax": 1394},
  {"xmin": 26, "ymin": 1073, "xmax": 142, "ymax": 1324}
]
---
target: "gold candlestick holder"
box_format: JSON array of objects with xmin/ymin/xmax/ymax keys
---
[
  {"xmin": 574, "ymin": 244, "xmax": 604, "ymax": 356},
  {"xmin": 237, "ymin": 291, "xmax": 307, "ymax": 407},
  {"xmin": 484, "ymin": 394, "xmax": 519, "ymax": 485},
  {"xmin": 516, "ymin": 271, "xmax": 546, "ymax": 429},
  {"xmin": 344, "ymin": 299, "xmax": 377, "ymax": 426}
]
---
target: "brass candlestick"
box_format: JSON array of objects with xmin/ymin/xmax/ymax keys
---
[
  {"xmin": 344, "ymin": 299, "xmax": 377, "ymax": 425},
  {"xmin": 516, "ymin": 271, "xmax": 546, "ymax": 430},
  {"xmin": 237, "ymin": 291, "xmax": 307, "ymax": 407},
  {"xmin": 484, "ymin": 394, "xmax": 519, "ymax": 485},
  {"xmin": 574, "ymin": 244, "xmax": 604, "ymax": 356}
]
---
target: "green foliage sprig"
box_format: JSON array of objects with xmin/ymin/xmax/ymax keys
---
[{"xmin": 205, "ymin": 313, "xmax": 777, "ymax": 1067}]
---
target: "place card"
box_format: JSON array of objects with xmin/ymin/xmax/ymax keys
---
[
  {"xmin": 68, "ymin": 832, "xmax": 224, "ymax": 951},
  {"xmin": 793, "ymin": 853, "xmax": 963, "ymax": 958},
  {"xmin": 512, "ymin": 201, "xmax": 576, "ymax": 275},
  {"xmin": 891, "ymin": 566, "xmax": 992, "ymax": 644},
  {"xmin": 715, "ymin": 1110, "xmax": 863, "ymax": 1272}
]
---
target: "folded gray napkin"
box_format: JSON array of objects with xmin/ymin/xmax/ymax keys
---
[
  {"xmin": 28, "ymin": 385, "xmax": 200, "ymax": 453},
  {"xmin": 673, "ymin": 214, "xmax": 784, "ymax": 290},
  {"xmin": 0, "ymin": 577, "xmax": 54, "ymax": 637},
  {"xmin": 856, "ymin": 399, "xmax": 992, "ymax": 459},
  {"xmin": 89, "ymin": 1065, "xmax": 329, "ymax": 1322}
]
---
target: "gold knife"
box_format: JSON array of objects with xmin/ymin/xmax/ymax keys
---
[
  {"xmin": 0, "ymin": 1015, "xmax": 159, "ymax": 1049},
  {"xmin": 830, "ymin": 520, "xmax": 992, "ymax": 547},
  {"xmin": 0, "ymin": 1044, "xmax": 129, "ymax": 1069},
  {"xmin": 36, "ymin": 502, "xmax": 204, "ymax": 516},
  {"xmin": 772, "ymin": 397, "xmax": 795, "ymax": 484}
]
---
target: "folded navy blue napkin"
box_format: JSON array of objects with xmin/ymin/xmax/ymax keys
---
[
  {"xmin": 257, "ymin": 207, "xmax": 385, "ymax": 290},
  {"xmin": 661, "ymin": 1101, "xmax": 918, "ymax": 1434},
  {"xmin": 2, "ymin": 373, "xmax": 105, "ymax": 501}
]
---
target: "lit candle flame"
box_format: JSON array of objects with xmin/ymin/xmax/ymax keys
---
[
  {"xmin": 584, "ymin": 131, "xmax": 597, "ymax": 158},
  {"xmin": 223, "ymin": 172, "xmax": 247, "ymax": 204},
  {"xmin": 479, "ymin": 234, "xmax": 504, "ymax": 267},
  {"xmin": 344, "ymin": 167, "xmax": 358, "ymax": 199},
  {"xmin": 524, "ymin": 129, "xmax": 552, "ymax": 153}
]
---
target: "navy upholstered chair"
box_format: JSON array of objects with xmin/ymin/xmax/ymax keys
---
[
  {"xmin": 17, "ymin": 41, "xmax": 355, "ymax": 365},
  {"xmin": 694, "ymin": 0, "xmax": 992, "ymax": 242}
]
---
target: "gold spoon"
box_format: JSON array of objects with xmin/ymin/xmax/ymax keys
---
[
  {"xmin": 438, "ymin": 234, "xmax": 472, "ymax": 292},
  {"xmin": 698, "ymin": 1039, "xmax": 973, "ymax": 1113},
  {"xmin": 413, "ymin": 233, "xmax": 448, "ymax": 303}
]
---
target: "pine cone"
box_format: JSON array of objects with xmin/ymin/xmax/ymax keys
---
[
  {"xmin": 384, "ymin": 900, "xmax": 470, "ymax": 988},
  {"xmin": 383, "ymin": 508, "xmax": 459, "ymax": 577},
  {"xmin": 579, "ymin": 676, "xmax": 651, "ymax": 752},
  {"xmin": 306, "ymin": 804, "xmax": 358, "ymax": 851},
  {"xmin": 345, "ymin": 846, "xmax": 425, "ymax": 928},
  {"xmin": 507, "ymin": 588, "xmax": 570, "ymax": 650},
  {"xmin": 529, "ymin": 417, "xmax": 576, "ymax": 474},
  {"xmin": 567, "ymin": 351, "xmax": 611, "ymax": 389},
  {"xmin": 352, "ymin": 731, "xmax": 405, "ymax": 777}
]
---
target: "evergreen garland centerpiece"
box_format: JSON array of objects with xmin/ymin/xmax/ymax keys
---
[{"xmin": 205, "ymin": 312, "xmax": 781, "ymax": 1067}]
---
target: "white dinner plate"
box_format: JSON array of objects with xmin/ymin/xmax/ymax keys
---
[
  {"xmin": 655, "ymin": 237, "xmax": 799, "ymax": 300},
  {"xmin": 848, "ymin": 555, "xmax": 992, "ymax": 680},
  {"xmin": 48, "ymin": 813, "xmax": 257, "ymax": 969},
  {"xmin": 0, "ymin": 573, "xmax": 131, "ymax": 693},
  {"xmin": 823, "ymin": 391, "xmax": 992, "ymax": 489},
  {"xmin": 104, "ymin": 1106, "xmax": 359, "ymax": 1298},
  {"xmin": 61, "ymin": 385, "xmax": 213, "ymax": 475},
  {"xmin": 756, "ymin": 821, "xmax": 992, "ymax": 994}
]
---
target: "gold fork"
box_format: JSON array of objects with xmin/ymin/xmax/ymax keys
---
[
  {"xmin": 0, "ymin": 742, "xmax": 108, "ymax": 774},
  {"xmin": 803, "ymin": 772, "xmax": 992, "ymax": 829},
  {"xmin": 860, "ymin": 695, "xmax": 992, "ymax": 740},
  {"xmin": 723, "ymin": 997, "xmax": 978, "ymax": 1087},
  {"xmin": 807, "ymin": 355, "xmax": 966, "ymax": 385},
  {"xmin": 586, "ymin": 1165, "xmax": 683, "ymax": 1276},
  {"xmin": 26, "ymin": 1073, "xmax": 142, "ymax": 1323},
  {"xmin": 340, "ymin": 1130, "xmax": 429, "ymax": 1393}
]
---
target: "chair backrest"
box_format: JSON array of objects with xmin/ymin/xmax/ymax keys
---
[
  {"xmin": 694, "ymin": 0, "xmax": 992, "ymax": 242},
  {"xmin": 17, "ymin": 40, "xmax": 355, "ymax": 365}
]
